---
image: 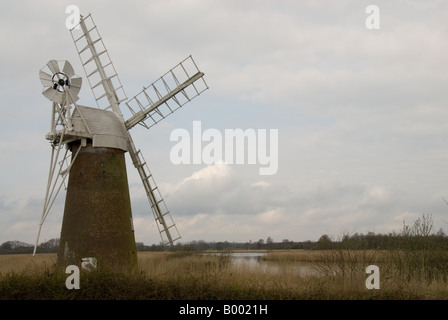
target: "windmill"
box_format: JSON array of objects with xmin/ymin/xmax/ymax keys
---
[{"xmin": 34, "ymin": 13, "xmax": 208, "ymax": 271}]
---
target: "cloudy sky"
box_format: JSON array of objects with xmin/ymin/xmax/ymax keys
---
[{"xmin": 0, "ymin": 0, "xmax": 447, "ymax": 246}]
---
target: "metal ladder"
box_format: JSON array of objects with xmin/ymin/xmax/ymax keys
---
[{"xmin": 128, "ymin": 140, "xmax": 181, "ymax": 246}]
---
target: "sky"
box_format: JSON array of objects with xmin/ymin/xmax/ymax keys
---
[{"xmin": 0, "ymin": 0, "xmax": 447, "ymax": 246}]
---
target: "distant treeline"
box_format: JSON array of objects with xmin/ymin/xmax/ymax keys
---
[
  {"xmin": 143, "ymin": 232, "xmax": 448, "ymax": 252},
  {"xmin": 145, "ymin": 214, "xmax": 448, "ymax": 252},
  {"xmin": 2, "ymin": 214, "xmax": 446, "ymax": 254},
  {"xmin": 0, "ymin": 239, "xmax": 60, "ymax": 255}
]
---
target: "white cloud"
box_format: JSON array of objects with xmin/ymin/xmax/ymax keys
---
[{"xmin": 165, "ymin": 162, "xmax": 234, "ymax": 215}]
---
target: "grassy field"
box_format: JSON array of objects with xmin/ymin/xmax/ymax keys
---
[{"xmin": 1, "ymin": 249, "xmax": 447, "ymax": 299}]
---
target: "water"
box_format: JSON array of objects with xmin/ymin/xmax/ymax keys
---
[
  {"xmin": 209, "ymin": 251, "xmax": 317, "ymax": 276},
  {"xmin": 228, "ymin": 252, "xmax": 266, "ymax": 265}
]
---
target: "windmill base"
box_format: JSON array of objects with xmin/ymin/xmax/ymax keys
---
[{"xmin": 57, "ymin": 141, "xmax": 138, "ymax": 272}]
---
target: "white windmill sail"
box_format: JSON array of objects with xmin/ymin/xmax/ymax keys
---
[
  {"xmin": 69, "ymin": 13, "xmax": 208, "ymax": 246},
  {"xmin": 124, "ymin": 56, "xmax": 208, "ymax": 130},
  {"xmin": 70, "ymin": 14, "xmax": 127, "ymax": 113}
]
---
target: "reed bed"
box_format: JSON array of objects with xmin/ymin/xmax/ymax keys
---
[
  {"xmin": 0, "ymin": 253, "xmax": 57, "ymax": 276},
  {"xmin": 0, "ymin": 250, "xmax": 447, "ymax": 299}
]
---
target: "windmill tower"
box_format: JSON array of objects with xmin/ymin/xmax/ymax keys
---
[{"xmin": 34, "ymin": 13, "xmax": 208, "ymax": 272}]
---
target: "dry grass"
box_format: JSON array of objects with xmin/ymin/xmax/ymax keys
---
[
  {"xmin": 1, "ymin": 250, "xmax": 447, "ymax": 299},
  {"xmin": 0, "ymin": 253, "xmax": 57, "ymax": 276},
  {"xmin": 137, "ymin": 251, "xmax": 327, "ymax": 299}
]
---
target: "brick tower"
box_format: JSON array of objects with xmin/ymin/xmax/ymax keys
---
[
  {"xmin": 57, "ymin": 141, "xmax": 138, "ymax": 271},
  {"xmin": 55, "ymin": 105, "xmax": 138, "ymax": 272}
]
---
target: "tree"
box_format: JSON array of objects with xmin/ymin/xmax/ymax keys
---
[
  {"xmin": 0, "ymin": 241, "xmax": 12, "ymax": 250},
  {"xmin": 256, "ymin": 239, "xmax": 265, "ymax": 250},
  {"xmin": 411, "ymin": 213, "xmax": 433, "ymax": 237},
  {"xmin": 266, "ymin": 236, "xmax": 273, "ymax": 249},
  {"xmin": 314, "ymin": 234, "xmax": 333, "ymax": 250}
]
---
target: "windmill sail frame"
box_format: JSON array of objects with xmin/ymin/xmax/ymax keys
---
[
  {"xmin": 64, "ymin": 13, "xmax": 208, "ymax": 247},
  {"xmin": 124, "ymin": 55, "xmax": 208, "ymax": 130}
]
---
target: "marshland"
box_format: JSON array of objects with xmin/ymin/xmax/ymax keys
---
[
  {"xmin": 1, "ymin": 214, "xmax": 448, "ymax": 300},
  {"xmin": 0, "ymin": 247, "xmax": 447, "ymax": 300}
]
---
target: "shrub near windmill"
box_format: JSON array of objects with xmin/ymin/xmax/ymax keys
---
[{"xmin": 35, "ymin": 13, "xmax": 208, "ymax": 272}]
